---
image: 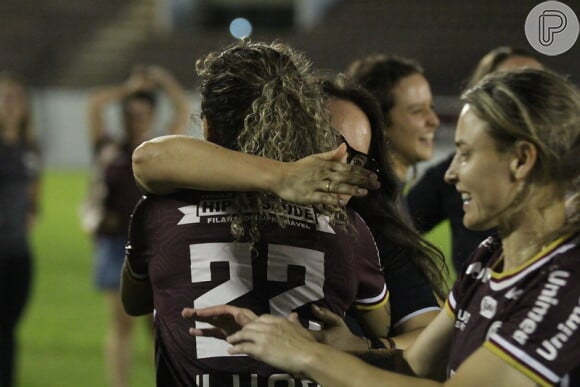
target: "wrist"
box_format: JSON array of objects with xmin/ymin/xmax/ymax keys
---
[
  {"xmin": 263, "ymin": 158, "xmax": 287, "ymax": 195},
  {"xmin": 362, "ymin": 336, "xmax": 396, "ymax": 350}
]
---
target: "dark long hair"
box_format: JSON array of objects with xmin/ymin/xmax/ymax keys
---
[
  {"xmin": 321, "ymin": 78, "xmax": 448, "ymax": 299},
  {"xmin": 346, "ymin": 54, "xmax": 423, "ymax": 127}
]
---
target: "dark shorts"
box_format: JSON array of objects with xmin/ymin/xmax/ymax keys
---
[{"xmin": 94, "ymin": 235, "xmax": 126, "ymax": 290}]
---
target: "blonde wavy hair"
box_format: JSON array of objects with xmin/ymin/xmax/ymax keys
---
[
  {"xmin": 196, "ymin": 40, "xmax": 345, "ymax": 241},
  {"xmin": 464, "ymin": 69, "xmax": 580, "ymax": 240}
]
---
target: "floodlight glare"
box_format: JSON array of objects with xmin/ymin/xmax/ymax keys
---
[{"xmin": 229, "ymin": 17, "xmax": 252, "ymax": 39}]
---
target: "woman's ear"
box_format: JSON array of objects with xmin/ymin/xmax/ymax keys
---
[{"xmin": 509, "ymin": 140, "xmax": 537, "ymax": 181}]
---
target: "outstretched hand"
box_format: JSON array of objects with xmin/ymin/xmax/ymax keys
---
[
  {"xmin": 274, "ymin": 144, "xmax": 380, "ymax": 206},
  {"xmin": 227, "ymin": 314, "xmax": 318, "ymax": 377},
  {"xmin": 182, "ymin": 305, "xmax": 258, "ymax": 339}
]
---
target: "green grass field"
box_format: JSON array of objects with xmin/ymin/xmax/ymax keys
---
[
  {"xmin": 19, "ymin": 170, "xmax": 154, "ymax": 387},
  {"xmin": 18, "ymin": 170, "xmax": 452, "ymax": 386}
]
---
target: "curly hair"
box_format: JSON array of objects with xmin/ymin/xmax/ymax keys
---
[
  {"xmin": 196, "ymin": 40, "xmax": 345, "ymax": 241},
  {"xmin": 463, "ymin": 68, "xmax": 580, "ymax": 241}
]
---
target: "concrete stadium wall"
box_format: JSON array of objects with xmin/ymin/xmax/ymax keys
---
[{"xmin": 30, "ymin": 89, "xmax": 202, "ymax": 169}]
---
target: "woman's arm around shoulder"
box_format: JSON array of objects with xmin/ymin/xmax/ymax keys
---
[{"xmin": 132, "ymin": 135, "xmax": 380, "ymax": 203}]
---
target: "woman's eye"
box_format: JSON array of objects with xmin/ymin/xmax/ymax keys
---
[{"xmin": 350, "ymin": 155, "xmax": 367, "ymax": 167}]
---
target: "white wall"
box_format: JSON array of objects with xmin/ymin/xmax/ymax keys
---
[{"xmin": 30, "ymin": 88, "xmax": 202, "ymax": 169}]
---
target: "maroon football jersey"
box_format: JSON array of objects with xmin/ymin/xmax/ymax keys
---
[
  {"xmin": 96, "ymin": 140, "xmax": 143, "ymax": 237},
  {"xmin": 128, "ymin": 191, "xmax": 387, "ymax": 386},
  {"xmin": 445, "ymin": 233, "xmax": 580, "ymax": 386}
]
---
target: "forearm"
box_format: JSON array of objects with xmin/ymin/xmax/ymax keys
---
[
  {"xmin": 132, "ymin": 135, "xmax": 283, "ymax": 194},
  {"xmin": 156, "ymin": 73, "xmax": 190, "ymax": 134},
  {"xmin": 303, "ymin": 345, "xmax": 441, "ymax": 387},
  {"xmin": 87, "ymin": 85, "xmax": 129, "ymax": 144},
  {"xmin": 391, "ymin": 310, "xmax": 439, "ymax": 349},
  {"xmin": 390, "ymin": 328, "xmax": 423, "ymax": 349}
]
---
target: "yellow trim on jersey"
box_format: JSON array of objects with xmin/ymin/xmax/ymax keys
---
[
  {"xmin": 490, "ymin": 233, "xmax": 573, "ymax": 280},
  {"xmin": 484, "ymin": 342, "xmax": 551, "ymax": 387},
  {"xmin": 355, "ymin": 291, "xmax": 390, "ymax": 311},
  {"xmin": 444, "ymin": 299, "xmax": 455, "ymax": 319}
]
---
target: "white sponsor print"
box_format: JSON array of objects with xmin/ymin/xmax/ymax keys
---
[
  {"xmin": 480, "ymin": 296, "xmax": 497, "ymax": 319},
  {"xmin": 455, "ymin": 309, "xmax": 471, "ymax": 331},
  {"xmin": 465, "ymin": 261, "xmax": 493, "ymax": 283},
  {"xmin": 512, "ymin": 270, "xmax": 569, "ymax": 345},
  {"xmin": 178, "ymin": 199, "xmax": 336, "ymax": 232},
  {"xmin": 504, "ymin": 287, "xmax": 524, "ymax": 300},
  {"xmin": 536, "ymin": 297, "xmax": 580, "ymax": 361},
  {"xmin": 486, "ymin": 321, "xmax": 503, "ymax": 341},
  {"xmin": 195, "ymin": 373, "xmax": 319, "ymax": 386}
]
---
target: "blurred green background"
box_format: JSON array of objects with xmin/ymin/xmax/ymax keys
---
[
  {"xmin": 20, "ymin": 171, "xmax": 154, "ymax": 387},
  {"xmin": 18, "ymin": 170, "xmax": 452, "ymax": 386}
]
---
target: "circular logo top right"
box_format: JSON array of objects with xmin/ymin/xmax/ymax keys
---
[{"xmin": 525, "ymin": 1, "xmax": 579, "ymax": 56}]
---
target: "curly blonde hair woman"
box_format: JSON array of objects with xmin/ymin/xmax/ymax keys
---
[
  {"xmin": 196, "ymin": 41, "xmax": 347, "ymax": 241},
  {"xmin": 122, "ymin": 40, "xmax": 390, "ymax": 386}
]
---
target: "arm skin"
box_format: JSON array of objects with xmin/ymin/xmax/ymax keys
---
[
  {"xmin": 183, "ymin": 303, "xmax": 390, "ymax": 354},
  {"xmin": 146, "ymin": 65, "xmax": 190, "ymax": 135},
  {"xmin": 226, "ymin": 310, "xmax": 538, "ymax": 387},
  {"xmin": 356, "ymin": 302, "xmax": 391, "ymax": 342},
  {"xmin": 87, "ymin": 65, "xmax": 190, "ymax": 147},
  {"xmin": 87, "ymin": 83, "xmax": 129, "ymax": 147},
  {"xmin": 87, "ymin": 68, "xmax": 151, "ymax": 147},
  {"xmin": 132, "ymin": 135, "xmax": 380, "ymax": 204},
  {"xmin": 310, "ymin": 305, "xmax": 432, "ymax": 352},
  {"xmin": 390, "ymin": 310, "xmax": 439, "ymax": 349}
]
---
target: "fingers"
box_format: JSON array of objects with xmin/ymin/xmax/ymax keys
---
[
  {"xmin": 188, "ymin": 326, "xmax": 225, "ymax": 338},
  {"xmin": 182, "ymin": 305, "xmax": 256, "ymax": 325},
  {"xmin": 316, "ymin": 143, "xmax": 348, "ymax": 162},
  {"xmin": 311, "ymin": 305, "xmax": 344, "ymax": 327},
  {"xmin": 182, "ymin": 307, "xmax": 196, "ymax": 319},
  {"xmin": 322, "ymin": 166, "xmax": 380, "ymax": 192},
  {"xmin": 287, "ymin": 312, "xmax": 300, "ymax": 323}
]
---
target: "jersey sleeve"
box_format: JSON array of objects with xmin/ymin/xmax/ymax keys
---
[
  {"xmin": 350, "ymin": 211, "xmax": 388, "ymax": 311},
  {"xmin": 484, "ymin": 263, "xmax": 580, "ymax": 386},
  {"xmin": 379, "ymin": 239, "xmax": 440, "ymax": 328},
  {"xmin": 125, "ymin": 195, "xmax": 151, "ymax": 279},
  {"xmin": 387, "ymin": 259, "xmax": 440, "ymax": 327}
]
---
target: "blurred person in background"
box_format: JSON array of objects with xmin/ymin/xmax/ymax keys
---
[
  {"xmin": 346, "ymin": 54, "xmax": 440, "ymax": 226},
  {"xmin": 85, "ymin": 65, "xmax": 189, "ymax": 387},
  {"xmin": 0, "ymin": 73, "xmax": 41, "ymax": 387},
  {"xmin": 406, "ymin": 46, "xmax": 544, "ymax": 273}
]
